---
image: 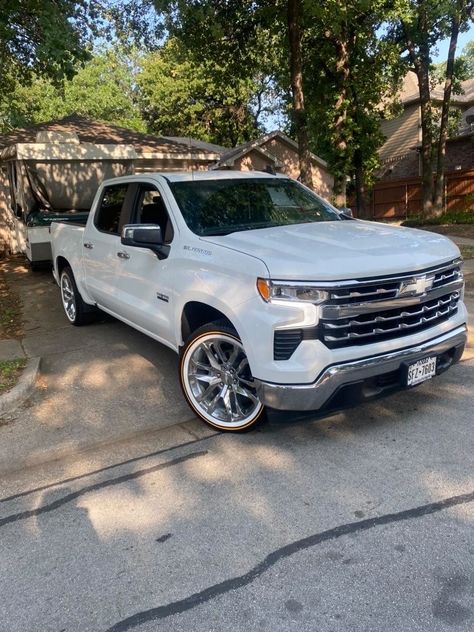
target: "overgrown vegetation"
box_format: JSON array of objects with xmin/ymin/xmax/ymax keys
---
[{"xmin": 0, "ymin": 359, "xmax": 27, "ymax": 395}]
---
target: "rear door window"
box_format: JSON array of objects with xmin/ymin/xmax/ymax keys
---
[{"xmin": 95, "ymin": 184, "xmax": 129, "ymax": 234}]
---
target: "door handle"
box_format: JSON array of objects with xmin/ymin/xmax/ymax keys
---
[
  {"xmin": 83, "ymin": 242, "xmax": 94, "ymax": 249},
  {"xmin": 117, "ymin": 251, "xmax": 130, "ymax": 260}
]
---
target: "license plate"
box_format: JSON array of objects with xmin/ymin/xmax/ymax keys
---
[{"xmin": 406, "ymin": 356, "xmax": 437, "ymax": 386}]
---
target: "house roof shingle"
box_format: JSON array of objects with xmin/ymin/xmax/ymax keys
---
[
  {"xmin": 399, "ymin": 71, "xmax": 474, "ymax": 106},
  {"xmin": 0, "ymin": 115, "xmax": 222, "ymax": 156},
  {"xmin": 216, "ymin": 130, "xmax": 328, "ymax": 170}
]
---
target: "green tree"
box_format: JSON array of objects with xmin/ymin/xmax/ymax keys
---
[
  {"xmin": 287, "ymin": 0, "xmax": 313, "ymax": 188},
  {"xmin": 0, "ymin": 1, "xmax": 160, "ymax": 130},
  {"xmin": 0, "ymin": 0, "xmax": 90, "ymax": 86},
  {"xmin": 0, "ymin": 50, "xmax": 146, "ymax": 131},
  {"xmin": 154, "ymin": 1, "xmax": 316, "ymax": 178},
  {"xmin": 301, "ymin": 2, "xmax": 402, "ymax": 208},
  {"xmin": 458, "ymin": 39, "xmax": 474, "ymax": 77},
  {"xmin": 136, "ymin": 38, "xmax": 269, "ymax": 146},
  {"xmin": 388, "ymin": 0, "xmax": 473, "ymax": 217},
  {"xmin": 153, "ymin": 1, "xmax": 402, "ymax": 208}
]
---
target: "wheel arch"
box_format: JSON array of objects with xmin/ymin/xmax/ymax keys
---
[
  {"xmin": 56, "ymin": 256, "xmax": 70, "ymax": 277},
  {"xmin": 56, "ymin": 255, "xmax": 94, "ymax": 307},
  {"xmin": 181, "ymin": 301, "xmax": 235, "ymax": 343}
]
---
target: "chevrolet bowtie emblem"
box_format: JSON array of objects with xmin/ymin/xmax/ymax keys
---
[{"xmin": 399, "ymin": 274, "xmax": 434, "ymax": 297}]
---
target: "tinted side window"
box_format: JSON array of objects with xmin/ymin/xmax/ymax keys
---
[
  {"xmin": 95, "ymin": 184, "xmax": 128, "ymax": 234},
  {"xmin": 134, "ymin": 185, "xmax": 174, "ymax": 243}
]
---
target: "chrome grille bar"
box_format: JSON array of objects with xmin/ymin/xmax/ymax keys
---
[
  {"xmin": 321, "ymin": 278, "xmax": 463, "ymax": 320},
  {"xmin": 323, "ymin": 294, "xmax": 459, "ymax": 330},
  {"xmin": 317, "ymin": 262, "xmax": 463, "ymax": 348},
  {"xmin": 324, "ymin": 302, "xmax": 458, "ymax": 343}
]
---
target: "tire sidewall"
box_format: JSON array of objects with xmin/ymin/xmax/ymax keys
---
[{"xmin": 60, "ymin": 268, "xmax": 78, "ymax": 324}]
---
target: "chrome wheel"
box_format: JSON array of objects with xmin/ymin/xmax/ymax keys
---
[
  {"xmin": 181, "ymin": 331, "xmax": 263, "ymax": 430},
  {"xmin": 60, "ymin": 272, "xmax": 76, "ymax": 322}
]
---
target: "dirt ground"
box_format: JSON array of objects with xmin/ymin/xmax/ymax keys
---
[{"xmin": 0, "ymin": 258, "xmax": 24, "ymax": 340}]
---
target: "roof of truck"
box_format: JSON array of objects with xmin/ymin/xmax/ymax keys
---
[
  {"xmin": 100, "ymin": 170, "xmax": 290, "ymax": 189},
  {"xmin": 161, "ymin": 170, "xmax": 288, "ymax": 182}
]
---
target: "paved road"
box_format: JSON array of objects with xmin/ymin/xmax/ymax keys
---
[{"xmin": 1, "ymin": 353, "xmax": 473, "ymax": 631}]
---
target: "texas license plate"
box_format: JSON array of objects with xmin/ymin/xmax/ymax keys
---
[{"xmin": 406, "ymin": 356, "xmax": 437, "ymax": 386}]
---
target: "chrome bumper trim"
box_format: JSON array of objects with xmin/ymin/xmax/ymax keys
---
[{"xmin": 254, "ymin": 326, "xmax": 467, "ymax": 411}]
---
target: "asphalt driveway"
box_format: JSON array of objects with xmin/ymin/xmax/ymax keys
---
[
  {"xmin": 0, "ymin": 259, "xmax": 209, "ymax": 474},
  {"xmin": 0, "ymin": 256, "xmax": 472, "ymax": 475},
  {"xmin": 0, "ymin": 258, "xmax": 473, "ymax": 632}
]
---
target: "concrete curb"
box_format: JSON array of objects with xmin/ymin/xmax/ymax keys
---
[
  {"xmin": 0, "ymin": 418, "xmax": 217, "ymax": 480},
  {"xmin": 0, "ymin": 357, "xmax": 40, "ymax": 415}
]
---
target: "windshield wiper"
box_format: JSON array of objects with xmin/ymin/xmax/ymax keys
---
[{"xmin": 200, "ymin": 227, "xmax": 237, "ymax": 236}]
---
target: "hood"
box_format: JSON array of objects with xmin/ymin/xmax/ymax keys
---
[{"xmin": 202, "ymin": 221, "xmax": 460, "ymax": 280}]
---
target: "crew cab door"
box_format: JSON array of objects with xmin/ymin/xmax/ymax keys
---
[
  {"xmin": 82, "ymin": 182, "xmax": 135, "ymax": 312},
  {"xmin": 111, "ymin": 181, "xmax": 176, "ymax": 344}
]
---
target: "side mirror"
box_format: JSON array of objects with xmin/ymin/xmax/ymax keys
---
[
  {"xmin": 121, "ymin": 224, "xmax": 170, "ymax": 259},
  {"xmin": 339, "ymin": 207, "xmax": 354, "ymax": 219}
]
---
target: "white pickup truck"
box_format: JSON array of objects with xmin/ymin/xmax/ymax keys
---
[{"xmin": 50, "ymin": 171, "xmax": 467, "ymax": 431}]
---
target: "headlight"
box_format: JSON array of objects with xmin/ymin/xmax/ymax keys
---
[{"xmin": 257, "ymin": 278, "xmax": 329, "ymax": 304}]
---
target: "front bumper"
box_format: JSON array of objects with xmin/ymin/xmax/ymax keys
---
[{"xmin": 254, "ymin": 325, "xmax": 467, "ymax": 411}]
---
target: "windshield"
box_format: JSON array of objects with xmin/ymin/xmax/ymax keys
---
[{"xmin": 169, "ymin": 178, "xmax": 341, "ymax": 236}]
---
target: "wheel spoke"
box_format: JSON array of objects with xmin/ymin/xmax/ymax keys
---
[
  {"xmin": 190, "ymin": 358, "xmax": 212, "ymax": 372},
  {"xmin": 235, "ymin": 383, "xmax": 258, "ymax": 405},
  {"xmin": 238, "ymin": 377, "xmax": 254, "ymax": 388},
  {"xmin": 232, "ymin": 390, "xmax": 246, "ymax": 417},
  {"xmin": 206, "ymin": 390, "xmax": 222, "ymax": 415},
  {"xmin": 228, "ymin": 346, "xmax": 240, "ymax": 367},
  {"xmin": 214, "ymin": 342, "xmax": 228, "ymax": 364},
  {"xmin": 236, "ymin": 357, "xmax": 249, "ymax": 375},
  {"xmin": 221, "ymin": 385, "xmax": 233, "ymax": 420},
  {"xmin": 196, "ymin": 382, "xmax": 219, "ymax": 403},
  {"xmin": 201, "ymin": 342, "xmax": 221, "ymax": 370},
  {"xmin": 194, "ymin": 374, "xmax": 221, "ymax": 386}
]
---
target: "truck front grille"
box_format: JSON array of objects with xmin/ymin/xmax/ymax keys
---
[
  {"xmin": 273, "ymin": 260, "xmax": 463, "ymax": 359},
  {"xmin": 320, "ymin": 261, "xmax": 463, "ymax": 349},
  {"xmin": 320, "ymin": 291, "xmax": 460, "ymax": 348}
]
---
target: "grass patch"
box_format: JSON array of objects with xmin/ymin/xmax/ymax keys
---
[
  {"xmin": 0, "ymin": 358, "xmax": 26, "ymax": 395},
  {"xmin": 402, "ymin": 211, "xmax": 474, "ymax": 227},
  {"xmin": 0, "ymin": 267, "xmax": 23, "ymax": 339},
  {"xmin": 460, "ymin": 245, "xmax": 474, "ymax": 260}
]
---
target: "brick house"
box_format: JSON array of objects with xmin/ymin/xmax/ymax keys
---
[{"xmin": 369, "ymin": 72, "xmax": 474, "ymax": 218}]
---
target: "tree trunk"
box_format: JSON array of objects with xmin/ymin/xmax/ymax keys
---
[
  {"xmin": 433, "ymin": 8, "xmax": 462, "ymax": 216},
  {"xmin": 417, "ymin": 65, "xmax": 434, "ymax": 217},
  {"xmin": 287, "ymin": 0, "xmax": 313, "ymax": 189},
  {"xmin": 402, "ymin": 7, "xmax": 434, "ymax": 218},
  {"xmin": 354, "ymin": 149, "xmax": 367, "ymax": 217},
  {"xmin": 333, "ymin": 176, "xmax": 347, "ymax": 207},
  {"xmin": 332, "ymin": 37, "xmax": 351, "ymax": 207}
]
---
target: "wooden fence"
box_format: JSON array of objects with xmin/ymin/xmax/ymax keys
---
[{"xmin": 364, "ymin": 168, "xmax": 474, "ymax": 219}]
